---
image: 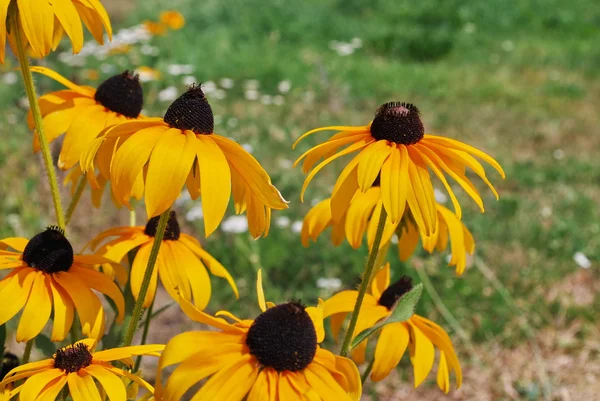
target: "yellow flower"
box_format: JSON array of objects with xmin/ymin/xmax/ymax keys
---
[
  {"xmin": 136, "ymin": 66, "xmax": 162, "ymax": 82},
  {"xmin": 0, "ymin": 226, "xmax": 124, "ymax": 342},
  {"xmin": 88, "ymin": 211, "xmax": 238, "ymax": 309},
  {"xmin": 323, "ymin": 263, "xmax": 461, "ymax": 392},
  {"xmin": 143, "ymin": 20, "xmax": 166, "ymax": 36},
  {"xmin": 302, "ymin": 186, "xmax": 475, "ymax": 274},
  {"xmin": 0, "ymin": 0, "xmax": 112, "ymax": 63},
  {"xmin": 0, "ymin": 339, "xmax": 164, "ymax": 401},
  {"xmin": 155, "ymin": 271, "xmax": 361, "ymax": 401},
  {"xmin": 294, "ymin": 102, "xmax": 504, "ymax": 236},
  {"xmin": 30, "ymin": 67, "xmax": 145, "ymax": 171},
  {"xmin": 81, "ymin": 85, "xmax": 288, "ymax": 238},
  {"xmin": 160, "ymin": 10, "xmax": 185, "ymax": 30}
]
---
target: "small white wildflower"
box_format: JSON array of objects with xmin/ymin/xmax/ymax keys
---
[
  {"xmin": 316, "ymin": 278, "xmax": 342, "ymax": 291},
  {"xmin": 273, "ymin": 95, "xmax": 285, "ymax": 106},
  {"xmin": 2, "ymin": 72, "xmax": 17, "ymax": 85},
  {"xmin": 291, "ymin": 221, "xmax": 303, "ymax": 234},
  {"xmin": 201, "ymin": 81, "xmax": 217, "ymax": 93},
  {"xmin": 140, "ymin": 44, "xmax": 159, "ymax": 56},
  {"xmin": 220, "ymin": 78, "xmax": 234, "ymax": 89},
  {"xmin": 167, "ymin": 64, "xmax": 183, "ymax": 76},
  {"xmin": 541, "ymin": 206, "xmax": 552, "ymax": 218},
  {"xmin": 180, "ymin": 65, "xmax": 195, "ymax": 75},
  {"xmin": 214, "ymin": 115, "xmax": 223, "ymax": 125},
  {"xmin": 277, "ymin": 80, "xmax": 292, "ymax": 93},
  {"xmin": 501, "ymin": 40, "xmax": 515, "ymax": 52},
  {"xmin": 227, "ymin": 118, "xmax": 238, "ymax": 128},
  {"xmin": 213, "ymin": 89, "xmax": 226, "ymax": 99},
  {"xmin": 463, "ymin": 22, "xmax": 477, "ymax": 34},
  {"xmin": 182, "ymin": 76, "xmax": 197, "ymax": 86},
  {"xmin": 260, "ymin": 95, "xmax": 273, "ymax": 105},
  {"xmin": 245, "ymin": 89, "xmax": 260, "ymax": 101},
  {"xmin": 553, "ymin": 149, "xmax": 565, "ymax": 160},
  {"xmin": 278, "ymin": 159, "xmax": 293, "ymax": 169},
  {"xmin": 573, "ymin": 252, "xmax": 591, "ymax": 269},
  {"xmin": 185, "ymin": 206, "xmax": 204, "ymax": 222},
  {"xmin": 350, "ymin": 37, "xmax": 363, "ymax": 48},
  {"xmin": 221, "ymin": 216, "xmax": 249, "ymax": 234},
  {"xmin": 100, "ymin": 64, "xmax": 116, "ymax": 74},
  {"xmin": 158, "ymin": 86, "xmax": 178, "ymax": 102},
  {"xmin": 244, "ymin": 79, "xmax": 260, "ymax": 90},
  {"xmin": 276, "ymin": 216, "xmax": 290, "ymax": 228},
  {"xmin": 434, "ymin": 188, "xmax": 448, "ymax": 204},
  {"xmin": 335, "ymin": 43, "xmax": 355, "ymax": 56}
]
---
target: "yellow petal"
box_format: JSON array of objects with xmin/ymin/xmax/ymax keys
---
[
  {"xmin": 15, "ymin": 271, "xmax": 49, "ymax": 341},
  {"xmin": 292, "ymin": 125, "xmax": 368, "ymax": 149},
  {"xmin": 17, "ymin": 0, "xmax": 54, "ymax": 57},
  {"xmin": 408, "ymin": 321, "xmax": 435, "ymax": 387},
  {"xmin": 195, "ymin": 135, "xmax": 231, "ymax": 237},
  {"xmin": 191, "ymin": 354, "xmax": 258, "ymax": 401},
  {"xmin": 92, "ymin": 344, "xmax": 165, "ymax": 363},
  {"xmin": 129, "ymin": 243, "xmax": 158, "ymax": 308},
  {"xmin": 380, "ymin": 145, "xmax": 409, "ymax": 224},
  {"xmin": 0, "ymin": 0, "xmax": 10, "ymax": 63},
  {"xmin": 356, "ymin": 140, "xmax": 391, "ymax": 191},
  {"xmin": 20, "ymin": 368, "xmax": 64, "ymax": 401},
  {"xmin": 256, "ymin": 269, "xmax": 266, "ymax": 312},
  {"xmin": 52, "ymin": 272, "xmax": 103, "ymax": 337},
  {"xmin": 59, "ymin": 106, "xmax": 108, "ymax": 170},
  {"xmin": 170, "ymin": 242, "xmax": 212, "ymax": 310},
  {"xmin": 83, "ymin": 365, "xmax": 125, "ymax": 401},
  {"xmin": 36, "ymin": 375, "xmax": 68, "ymax": 401},
  {"xmin": 333, "ymin": 356, "xmax": 362, "ymax": 401},
  {"xmin": 437, "ymin": 352, "xmax": 450, "ymax": 393},
  {"xmin": 30, "ymin": 66, "xmax": 95, "ymax": 97},
  {"xmin": 70, "ymin": 265, "xmax": 124, "ymax": 322},
  {"xmin": 304, "ymin": 363, "xmax": 353, "ymax": 401},
  {"xmin": 370, "ymin": 262, "xmax": 391, "ymax": 299},
  {"xmin": 248, "ymin": 369, "xmax": 277, "ymax": 401},
  {"xmin": 51, "ymin": 0, "xmax": 84, "ymax": 53},
  {"xmin": 145, "ymin": 129, "xmax": 196, "ymax": 217},
  {"xmin": 67, "ymin": 372, "xmax": 101, "ymax": 401},
  {"xmin": 0, "ymin": 237, "xmax": 28, "ymax": 252},
  {"xmin": 371, "ymin": 323, "xmax": 409, "ymax": 382},
  {"xmin": 0, "ymin": 268, "xmax": 36, "ymax": 326},
  {"xmin": 49, "ymin": 280, "xmax": 74, "ymax": 341}
]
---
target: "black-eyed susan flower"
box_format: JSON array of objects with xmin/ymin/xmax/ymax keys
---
[
  {"xmin": 302, "ymin": 186, "xmax": 475, "ymax": 275},
  {"xmin": 155, "ymin": 271, "xmax": 361, "ymax": 401},
  {"xmin": 30, "ymin": 67, "xmax": 144, "ymax": 172},
  {"xmin": 81, "ymin": 85, "xmax": 288, "ymax": 238},
  {"xmin": 294, "ymin": 102, "xmax": 504, "ymax": 236},
  {"xmin": 0, "ymin": 339, "xmax": 164, "ymax": 401},
  {"xmin": 160, "ymin": 10, "xmax": 185, "ymax": 30},
  {"xmin": 88, "ymin": 211, "xmax": 238, "ymax": 309},
  {"xmin": 0, "ymin": 0, "xmax": 112, "ymax": 63},
  {"xmin": 0, "ymin": 226, "xmax": 124, "ymax": 342},
  {"xmin": 323, "ymin": 263, "xmax": 461, "ymax": 392}
]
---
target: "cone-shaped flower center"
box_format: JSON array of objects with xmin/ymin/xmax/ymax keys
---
[
  {"xmin": 163, "ymin": 85, "xmax": 214, "ymax": 134},
  {"xmin": 22, "ymin": 226, "xmax": 73, "ymax": 274},
  {"xmin": 53, "ymin": 343, "xmax": 93, "ymax": 373},
  {"xmin": 1, "ymin": 352, "xmax": 19, "ymax": 380},
  {"xmin": 246, "ymin": 302, "xmax": 317, "ymax": 372},
  {"xmin": 370, "ymin": 102, "xmax": 424, "ymax": 145},
  {"xmin": 94, "ymin": 70, "xmax": 143, "ymax": 118},
  {"xmin": 378, "ymin": 275, "xmax": 413, "ymax": 310},
  {"xmin": 144, "ymin": 211, "xmax": 181, "ymax": 240}
]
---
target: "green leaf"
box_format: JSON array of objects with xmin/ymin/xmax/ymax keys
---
[
  {"xmin": 350, "ymin": 283, "xmax": 423, "ymax": 350},
  {"xmin": 35, "ymin": 334, "xmax": 56, "ymax": 358}
]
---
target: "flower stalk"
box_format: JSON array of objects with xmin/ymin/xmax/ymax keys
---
[
  {"xmin": 65, "ymin": 175, "xmax": 87, "ymax": 226},
  {"xmin": 122, "ymin": 208, "xmax": 171, "ymax": 347},
  {"xmin": 340, "ymin": 207, "xmax": 388, "ymax": 357},
  {"xmin": 13, "ymin": 13, "xmax": 65, "ymax": 229}
]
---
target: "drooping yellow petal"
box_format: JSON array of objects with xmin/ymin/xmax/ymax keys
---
[
  {"xmin": 16, "ymin": 272, "xmax": 52, "ymax": 342},
  {"xmin": 256, "ymin": 269, "xmax": 266, "ymax": 312},
  {"xmin": 59, "ymin": 106, "xmax": 108, "ymax": 170},
  {"xmin": 67, "ymin": 372, "xmax": 101, "ymax": 401},
  {"xmin": 330, "ymin": 156, "xmax": 360, "ymax": 222},
  {"xmin": 156, "ymin": 245, "xmax": 191, "ymax": 305},
  {"xmin": 380, "ymin": 145, "xmax": 409, "ymax": 224},
  {"xmin": 248, "ymin": 369, "xmax": 277, "ymax": 401},
  {"xmin": 190, "ymin": 354, "xmax": 259, "ymax": 401},
  {"xmin": 20, "ymin": 368, "xmax": 64, "ymax": 401},
  {"xmin": 52, "ymin": 272, "xmax": 102, "ymax": 336},
  {"xmin": 30, "ymin": 67, "xmax": 95, "ymax": 97},
  {"xmin": 292, "ymin": 125, "xmax": 369, "ymax": 149},
  {"xmin": 145, "ymin": 129, "xmax": 196, "ymax": 217},
  {"xmin": 333, "ymin": 355, "xmax": 362, "ymax": 401},
  {"xmin": 306, "ymin": 299, "xmax": 325, "ymax": 343},
  {"xmin": 129, "ymin": 243, "xmax": 158, "ymax": 308},
  {"xmin": 370, "ymin": 262, "xmax": 391, "ymax": 299},
  {"xmin": 356, "ymin": 140, "xmax": 392, "ymax": 191},
  {"xmin": 92, "ymin": 344, "xmax": 165, "ymax": 363},
  {"xmin": 83, "ymin": 365, "xmax": 125, "ymax": 401},
  {"xmin": 17, "ymin": 0, "xmax": 54, "ymax": 57},
  {"xmin": 345, "ymin": 188, "xmax": 380, "ymax": 249},
  {"xmin": 170, "ymin": 242, "xmax": 212, "ymax": 310},
  {"xmin": 304, "ymin": 363, "xmax": 354, "ymax": 401},
  {"xmin": 49, "ymin": 280, "xmax": 74, "ymax": 341},
  {"xmin": 51, "ymin": 0, "xmax": 84, "ymax": 53},
  {"xmin": 70, "ymin": 265, "xmax": 124, "ymax": 322},
  {"xmin": 36, "ymin": 375, "xmax": 68, "ymax": 401},
  {"xmin": 195, "ymin": 134, "xmax": 232, "ymax": 237},
  {"xmin": 397, "ymin": 218, "xmax": 421, "ymax": 261},
  {"xmin": 408, "ymin": 321, "xmax": 435, "ymax": 387},
  {"xmin": 437, "ymin": 352, "xmax": 450, "ymax": 393},
  {"xmin": 177, "ymin": 295, "xmax": 244, "ymax": 334},
  {"xmin": 0, "ymin": 237, "xmax": 28, "ymax": 252},
  {"xmin": 0, "ymin": 0, "xmax": 10, "ymax": 63},
  {"xmin": 0, "ymin": 268, "xmax": 36, "ymax": 326},
  {"xmin": 371, "ymin": 322, "xmax": 410, "ymax": 382}
]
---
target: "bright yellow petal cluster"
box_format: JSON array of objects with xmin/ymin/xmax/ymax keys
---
[{"xmin": 0, "ymin": 0, "xmax": 112, "ymax": 62}]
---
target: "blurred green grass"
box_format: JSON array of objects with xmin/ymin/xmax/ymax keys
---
[{"xmin": 1, "ymin": 0, "xmax": 599, "ymax": 393}]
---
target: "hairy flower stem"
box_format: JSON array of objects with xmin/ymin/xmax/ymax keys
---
[
  {"xmin": 122, "ymin": 209, "xmax": 170, "ymax": 346},
  {"xmin": 133, "ymin": 298, "xmax": 155, "ymax": 372},
  {"xmin": 65, "ymin": 176, "xmax": 86, "ymax": 226},
  {"xmin": 361, "ymin": 359, "xmax": 375, "ymax": 383},
  {"xmin": 21, "ymin": 339, "xmax": 33, "ymax": 364},
  {"xmin": 14, "ymin": 14, "xmax": 65, "ymax": 229},
  {"xmin": 340, "ymin": 207, "xmax": 388, "ymax": 357}
]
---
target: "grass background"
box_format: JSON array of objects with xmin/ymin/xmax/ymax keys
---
[{"xmin": 0, "ymin": 0, "xmax": 599, "ymax": 399}]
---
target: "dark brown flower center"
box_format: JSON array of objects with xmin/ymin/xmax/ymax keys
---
[
  {"xmin": 144, "ymin": 211, "xmax": 181, "ymax": 240},
  {"xmin": 1, "ymin": 352, "xmax": 19, "ymax": 380},
  {"xmin": 53, "ymin": 343, "xmax": 93, "ymax": 373},
  {"xmin": 378, "ymin": 276, "xmax": 414, "ymax": 310},
  {"xmin": 370, "ymin": 102, "xmax": 424, "ymax": 145},
  {"xmin": 22, "ymin": 226, "xmax": 73, "ymax": 274},
  {"xmin": 163, "ymin": 84, "xmax": 214, "ymax": 134},
  {"xmin": 245, "ymin": 302, "xmax": 317, "ymax": 372},
  {"xmin": 94, "ymin": 70, "xmax": 143, "ymax": 118}
]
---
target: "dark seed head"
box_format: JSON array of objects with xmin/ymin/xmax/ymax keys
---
[
  {"xmin": 94, "ymin": 70, "xmax": 143, "ymax": 118},
  {"xmin": 378, "ymin": 275, "xmax": 414, "ymax": 310},
  {"xmin": 246, "ymin": 302, "xmax": 317, "ymax": 372},
  {"xmin": 22, "ymin": 226, "xmax": 73, "ymax": 274},
  {"xmin": 144, "ymin": 211, "xmax": 180, "ymax": 241},
  {"xmin": 53, "ymin": 343, "xmax": 93, "ymax": 373},
  {"xmin": 163, "ymin": 84, "xmax": 214, "ymax": 134},
  {"xmin": 370, "ymin": 102, "xmax": 424, "ymax": 145},
  {"xmin": 1, "ymin": 352, "xmax": 19, "ymax": 380}
]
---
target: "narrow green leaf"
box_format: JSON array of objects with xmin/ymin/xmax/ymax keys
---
[
  {"xmin": 35, "ymin": 334, "xmax": 56, "ymax": 358},
  {"xmin": 350, "ymin": 283, "xmax": 423, "ymax": 350}
]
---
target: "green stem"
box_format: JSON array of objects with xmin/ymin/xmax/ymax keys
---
[
  {"xmin": 122, "ymin": 209, "xmax": 170, "ymax": 347},
  {"xmin": 13, "ymin": 13, "xmax": 65, "ymax": 229},
  {"xmin": 21, "ymin": 339, "xmax": 33, "ymax": 364},
  {"xmin": 65, "ymin": 175, "xmax": 86, "ymax": 226},
  {"xmin": 133, "ymin": 298, "xmax": 155, "ymax": 372},
  {"xmin": 340, "ymin": 207, "xmax": 388, "ymax": 357},
  {"xmin": 361, "ymin": 359, "xmax": 374, "ymax": 384},
  {"xmin": 129, "ymin": 209, "xmax": 137, "ymax": 227}
]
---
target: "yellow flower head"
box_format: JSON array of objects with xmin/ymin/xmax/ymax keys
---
[
  {"xmin": 160, "ymin": 10, "xmax": 185, "ymax": 30},
  {"xmin": 294, "ymin": 102, "xmax": 505, "ymax": 236},
  {"xmin": 143, "ymin": 20, "xmax": 166, "ymax": 36},
  {"xmin": 88, "ymin": 210, "xmax": 238, "ymax": 309},
  {"xmin": 0, "ymin": 339, "xmax": 164, "ymax": 401},
  {"xmin": 323, "ymin": 263, "xmax": 462, "ymax": 392},
  {"xmin": 155, "ymin": 270, "xmax": 362, "ymax": 401},
  {"xmin": 302, "ymin": 186, "xmax": 475, "ymax": 274},
  {"xmin": 81, "ymin": 85, "xmax": 289, "ymax": 238},
  {"xmin": 0, "ymin": 226, "xmax": 125, "ymax": 342},
  {"xmin": 0, "ymin": 0, "xmax": 112, "ymax": 62}
]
